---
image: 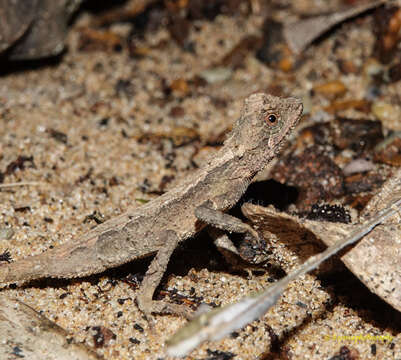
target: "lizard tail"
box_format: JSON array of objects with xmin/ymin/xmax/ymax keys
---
[{"xmin": 0, "ymin": 234, "xmax": 104, "ymax": 284}]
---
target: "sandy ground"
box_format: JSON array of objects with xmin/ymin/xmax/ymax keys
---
[{"xmin": 0, "ymin": 1, "xmax": 400, "ymax": 359}]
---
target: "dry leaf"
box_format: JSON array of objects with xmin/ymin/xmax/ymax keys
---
[
  {"xmin": 0, "ymin": 295, "xmax": 101, "ymax": 359},
  {"xmin": 243, "ymin": 168, "xmax": 401, "ymax": 312},
  {"xmin": 284, "ymin": 0, "xmax": 387, "ymax": 54},
  {"xmin": 167, "ymin": 175, "xmax": 401, "ymax": 356}
]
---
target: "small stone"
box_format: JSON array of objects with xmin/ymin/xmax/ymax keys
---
[
  {"xmin": 343, "ymin": 159, "xmax": 375, "ymax": 176},
  {"xmin": 362, "ymin": 58, "xmax": 384, "ymax": 78},
  {"xmin": 47, "ymin": 128, "xmax": 68, "ymax": 144},
  {"xmin": 278, "ymin": 55, "xmax": 294, "ymax": 72},
  {"xmin": 313, "ymin": 80, "xmax": 347, "ymax": 98},
  {"xmin": 374, "ymin": 134, "xmax": 401, "ymax": 166},
  {"xmin": 170, "ymin": 78, "xmax": 190, "ymax": 96},
  {"xmin": 169, "ymin": 106, "xmax": 185, "ymax": 118},
  {"xmin": 372, "ymin": 101, "xmax": 401, "ymax": 130},
  {"xmin": 134, "ymin": 323, "xmax": 144, "ymax": 333},
  {"xmin": 338, "ymin": 59, "xmax": 358, "ymax": 74},
  {"xmin": 199, "ymin": 67, "xmax": 232, "ymax": 84},
  {"xmin": 0, "ymin": 228, "xmax": 14, "ymax": 240},
  {"xmin": 129, "ymin": 337, "xmax": 140, "ymax": 345}
]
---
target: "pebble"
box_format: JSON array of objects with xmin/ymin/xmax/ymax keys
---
[
  {"xmin": 372, "ymin": 101, "xmax": 401, "ymax": 130},
  {"xmin": 343, "ymin": 159, "xmax": 375, "ymax": 176},
  {"xmin": 170, "ymin": 78, "xmax": 190, "ymax": 96},
  {"xmin": 0, "ymin": 228, "xmax": 14, "ymax": 240},
  {"xmin": 199, "ymin": 67, "xmax": 233, "ymax": 84},
  {"xmin": 313, "ymin": 80, "xmax": 347, "ymax": 98},
  {"xmin": 374, "ymin": 132, "xmax": 401, "ymax": 166},
  {"xmin": 362, "ymin": 58, "xmax": 383, "ymax": 78}
]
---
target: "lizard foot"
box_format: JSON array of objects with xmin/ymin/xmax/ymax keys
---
[{"xmin": 196, "ymin": 201, "xmax": 266, "ymax": 263}]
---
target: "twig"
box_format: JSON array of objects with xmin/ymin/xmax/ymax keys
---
[{"xmin": 0, "ymin": 182, "xmax": 44, "ymax": 189}]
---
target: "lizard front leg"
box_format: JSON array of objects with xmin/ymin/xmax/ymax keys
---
[
  {"xmin": 195, "ymin": 201, "xmax": 259, "ymax": 238},
  {"xmin": 207, "ymin": 227, "xmax": 248, "ymax": 271},
  {"xmin": 195, "ymin": 201, "xmax": 265, "ymax": 264},
  {"xmin": 136, "ymin": 230, "xmax": 193, "ymax": 320}
]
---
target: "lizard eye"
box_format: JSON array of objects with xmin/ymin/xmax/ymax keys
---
[{"xmin": 265, "ymin": 113, "xmax": 278, "ymax": 126}]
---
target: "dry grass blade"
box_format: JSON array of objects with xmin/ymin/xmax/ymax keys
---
[{"xmin": 0, "ymin": 182, "xmax": 44, "ymax": 189}]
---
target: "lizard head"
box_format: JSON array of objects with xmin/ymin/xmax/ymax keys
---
[{"xmin": 228, "ymin": 93, "xmax": 303, "ymax": 159}]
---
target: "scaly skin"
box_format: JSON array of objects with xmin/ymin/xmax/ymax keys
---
[{"xmin": 0, "ymin": 93, "xmax": 302, "ymax": 302}]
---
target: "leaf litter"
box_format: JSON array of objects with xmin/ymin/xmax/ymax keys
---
[{"xmin": 167, "ymin": 168, "xmax": 401, "ymax": 357}]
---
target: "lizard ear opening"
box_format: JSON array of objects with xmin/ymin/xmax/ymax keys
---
[{"xmin": 265, "ymin": 113, "xmax": 278, "ymax": 126}]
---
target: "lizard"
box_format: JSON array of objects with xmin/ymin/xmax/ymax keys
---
[{"xmin": 0, "ymin": 93, "xmax": 303, "ymax": 318}]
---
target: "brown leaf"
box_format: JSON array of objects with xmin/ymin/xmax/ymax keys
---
[
  {"xmin": 374, "ymin": 135, "xmax": 401, "ymax": 166},
  {"xmin": 284, "ymin": 0, "xmax": 386, "ymax": 54},
  {"xmin": 373, "ymin": 5, "xmax": 401, "ymax": 64},
  {"xmin": 91, "ymin": 0, "xmax": 158, "ymax": 27},
  {"xmin": 3, "ymin": 0, "xmax": 82, "ymax": 60},
  {"xmin": 78, "ymin": 27, "xmax": 123, "ymax": 52},
  {"xmin": 313, "ymin": 80, "xmax": 347, "ymax": 98},
  {"xmin": 331, "ymin": 118, "xmax": 383, "ymax": 153},
  {"xmin": 272, "ymin": 147, "xmax": 344, "ymax": 211},
  {"xmin": 220, "ymin": 35, "xmax": 262, "ymax": 70},
  {"xmin": 0, "ymin": 0, "xmax": 36, "ymax": 53},
  {"xmin": 243, "ymin": 168, "xmax": 401, "ymax": 312},
  {"xmin": 0, "ymin": 295, "xmax": 101, "ymax": 359},
  {"xmin": 324, "ymin": 99, "xmax": 371, "ymax": 113}
]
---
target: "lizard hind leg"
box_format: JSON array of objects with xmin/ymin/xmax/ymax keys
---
[{"xmin": 136, "ymin": 230, "xmax": 193, "ymax": 320}]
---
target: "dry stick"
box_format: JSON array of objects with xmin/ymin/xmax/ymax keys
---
[
  {"xmin": 0, "ymin": 182, "xmax": 43, "ymax": 189},
  {"xmin": 167, "ymin": 197, "xmax": 401, "ymax": 357}
]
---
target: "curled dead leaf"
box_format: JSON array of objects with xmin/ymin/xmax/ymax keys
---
[{"xmin": 243, "ymin": 168, "xmax": 401, "ymax": 312}]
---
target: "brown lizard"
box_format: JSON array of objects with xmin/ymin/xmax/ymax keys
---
[{"xmin": 0, "ymin": 93, "xmax": 302, "ymax": 318}]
